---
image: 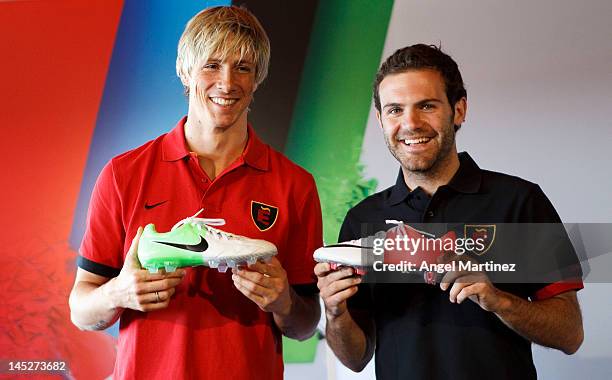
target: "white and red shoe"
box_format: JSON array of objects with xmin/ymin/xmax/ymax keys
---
[
  {"xmin": 313, "ymin": 238, "xmax": 376, "ymax": 275},
  {"xmin": 314, "ymin": 220, "xmax": 456, "ymax": 282}
]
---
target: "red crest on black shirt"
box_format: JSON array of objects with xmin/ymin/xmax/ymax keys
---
[
  {"xmin": 464, "ymin": 225, "xmax": 496, "ymax": 256},
  {"xmin": 251, "ymin": 201, "xmax": 278, "ymax": 231}
]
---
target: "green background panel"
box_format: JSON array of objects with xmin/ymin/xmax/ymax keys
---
[
  {"xmin": 285, "ymin": 0, "xmax": 393, "ymax": 243},
  {"xmin": 281, "ymin": 0, "xmax": 393, "ymax": 365}
]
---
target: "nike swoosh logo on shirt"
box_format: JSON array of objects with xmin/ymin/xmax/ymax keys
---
[
  {"xmin": 144, "ymin": 200, "xmax": 168, "ymax": 209},
  {"xmin": 154, "ymin": 236, "xmax": 209, "ymax": 252}
]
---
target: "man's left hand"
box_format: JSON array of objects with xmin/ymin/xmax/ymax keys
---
[
  {"xmin": 232, "ymin": 257, "xmax": 292, "ymax": 316},
  {"xmin": 439, "ymin": 254, "xmax": 509, "ymax": 312}
]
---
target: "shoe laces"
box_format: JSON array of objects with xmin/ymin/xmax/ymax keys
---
[
  {"xmin": 385, "ymin": 220, "xmax": 434, "ymax": 238},
  {"xmin": 344, "ymin": 238, "xmax": 365, "ymax": 245},
  {"xmin": 171, "ymin": 209, "xmax": 234, "ymax": 240}
]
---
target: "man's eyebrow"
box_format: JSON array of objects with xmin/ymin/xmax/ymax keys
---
[
  {"xmin": 383, "ymin": 98, "xmax": 443, "ymax": 109},
  {"xmin": 202, "ymin": 58, "xmax": 255, "ymax": 66},
  {"xmin": 415, "ymin": 98, "xmax": 443, "ymax": 106},
  {"xmin": 383, "ymin": 102, "xmax": 403, "ymax": 109}
]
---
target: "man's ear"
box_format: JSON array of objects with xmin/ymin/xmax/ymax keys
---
[
  {"xmin": 376, "ymin": 110, "xmax": 383, "ymax": 129},
  {"xmin": 453, "ymin": 97, "xmax": 467, "ymax": 126},
  {"xmin": 179, "ymin": 73, "xmax": 190, "ymax": 88},
  {"xmin": 177, "ymin": 61, "xmax": 191, "ymax": 88}
]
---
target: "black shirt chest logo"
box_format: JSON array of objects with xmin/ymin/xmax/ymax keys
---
[
  {"xmin": 464, "ymin": 224, "xmax": 496, "ymax": 255},
  {"xmin": 251, "ymin": 201, "xmax": 278, "ymax": 231}
]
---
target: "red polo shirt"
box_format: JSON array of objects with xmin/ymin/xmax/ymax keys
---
[{"xmin": 79, "ymin": 117, "xmax": 322, "ymax": 380}]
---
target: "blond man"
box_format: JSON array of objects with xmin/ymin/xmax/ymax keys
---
[{"xmin": 69, "ymin": 6, "xmax": 322, "ymax": 379}]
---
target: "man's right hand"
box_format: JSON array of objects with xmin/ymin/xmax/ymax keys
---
[
  {"xmin": 108, "ymin": 227, "xmax": 186, "ymax": 312},
  {"xmin": 315, "ymin": 262, "xmax": 375, "ymax": 372},
  {"xmin": 315, "ymin": 262, "xmax": 361, "ymax": 319}
]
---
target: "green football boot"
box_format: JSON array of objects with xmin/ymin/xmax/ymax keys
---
[{"xmin": 138, "ymin": 210, "xmax": 277, "ymax": 273}]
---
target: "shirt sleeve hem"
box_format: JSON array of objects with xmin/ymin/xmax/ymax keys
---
[
  {"xmin": 531, "ymin": 281, "xmax": 584, "ymax": 301},
  {"xmin": 77, "ymin": 255, "xmax": 121, "ymax": 278}
]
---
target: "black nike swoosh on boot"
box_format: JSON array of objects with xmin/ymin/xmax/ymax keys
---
[
  {"xmin": 144, "ymin": 200, "xmax": 168, "ymax": 209},
  {"xmin": 324, "ymin": 243, "xmax": 374, "ymax": 249},
  {"xmin": 154, "ymin": 236, "xmax": 209, "ymax": 252}
]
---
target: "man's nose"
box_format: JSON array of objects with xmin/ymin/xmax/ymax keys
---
[
  {"xmin": 401, "ymin": 108, "xmax": 421, "ymax": 130},
  {"xmin": 216, "ymin": 66, "xmax": 235, "ymax": 92}
]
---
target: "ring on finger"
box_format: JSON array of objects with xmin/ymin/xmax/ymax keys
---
[{"xmin": 155, "ymin": 291, "xmax": 161, "ymax": 303}]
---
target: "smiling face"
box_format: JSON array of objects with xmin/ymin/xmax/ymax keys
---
[
  {"xmin": 186, "ymin": 53, "xmax": 257, "ymax": 130},
  {"xmin": 376, "ymin": 69, "xmax": 466, "ymax": 174}
]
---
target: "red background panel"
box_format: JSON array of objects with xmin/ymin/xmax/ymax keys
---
[{"xmin": 0, "ymin": 1, "xmax": 123, "ymax": 378}]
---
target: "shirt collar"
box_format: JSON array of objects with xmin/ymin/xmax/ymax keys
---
[
  {"xmin": 161, "ymin": 117, "xmax": 269, "ymax": 171},
  {"xmin": 241, "ymin": 124, "xmax": 269, "ymax": 171},
  {"xmin": 161, "ymin": 116, "xmax": 190, "ymax": 161},
  {"xmin": 387, "ymin": 152, "xmax": 482, "ymax": 205},
  {"xmin": 446, "ymin": 152, "xmax": 482, "ymax": 194},
  {"xmin": 388, "ymin": 169, "xmax": 411, "ymax": 205}
]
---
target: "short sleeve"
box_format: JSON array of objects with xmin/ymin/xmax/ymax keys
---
[
  {"xmin": 78, "ymin": 161, "xmax": 125, "ymax": 278},
  {"xmin": 283, "ymin": 175, "xmax": 323, "ymax": 286},
  {"xmin": 338, "ymin": 209, "xmax": 361, "ymax": 242},
  {"xmin": 520, "ymin": 185, "xmax": 584, "ymax": 300}
]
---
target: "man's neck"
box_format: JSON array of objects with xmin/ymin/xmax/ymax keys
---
[
  {"xmin": 402, "ymin": 151, "xmax": 460, "ymax": 196},
  {"xmin": 183, "ymin": 115, "xmax": 248, "ymax": 180}
]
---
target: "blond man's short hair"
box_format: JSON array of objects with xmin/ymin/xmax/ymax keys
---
[{"xmin": 176, "ymin": 6, "xmax": 270, "ymax": 91}]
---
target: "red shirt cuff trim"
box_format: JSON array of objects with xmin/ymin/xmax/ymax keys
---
[{"xmin": 532, "ymin": 281, "xmax": 584, "ymax": 301}]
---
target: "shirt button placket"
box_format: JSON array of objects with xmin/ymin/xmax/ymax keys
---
[{"xmin": 422, "ymin": 210, "xmax": 434, "ymax": 223}]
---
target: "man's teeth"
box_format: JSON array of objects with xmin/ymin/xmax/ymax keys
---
[
  {"xmin": 402, "ymin": 137, "xmax": 431, "ymax": 145},
  {"xmin": 210, "ymin": 97, "xmax": 237, "ymax": 106}
]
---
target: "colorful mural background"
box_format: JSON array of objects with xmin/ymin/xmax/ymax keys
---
[
  {"xmin": 3, "ymin": 1, "xmax": 610, "ymax": 379},
  {"xmin": 0, "ymin": 1, "xmax": 391, "ymax": 378}
]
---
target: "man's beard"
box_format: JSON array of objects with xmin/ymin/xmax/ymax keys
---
[{"xmin": 384, "ymin": 117, "xmax": 456, "ymax": 174}]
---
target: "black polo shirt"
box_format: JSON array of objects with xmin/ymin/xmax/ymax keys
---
[{"xmin": 340, "ymin": 152, "xmax": 583, "ymax": 380}]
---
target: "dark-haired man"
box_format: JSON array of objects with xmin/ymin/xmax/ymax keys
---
[{"xmin": 315, "ymin": 44, "xmax": 583, "ymax": 379}]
